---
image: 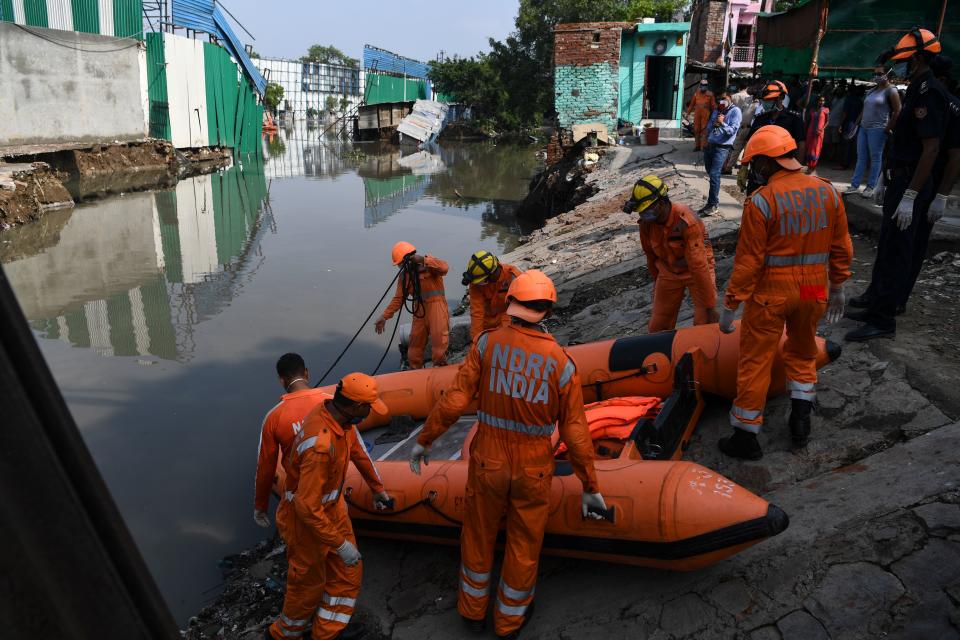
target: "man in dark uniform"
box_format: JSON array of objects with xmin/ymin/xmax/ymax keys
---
[
  {"xmin": 846, "ymin": 28, "xmax": 951, "ymax": 341},
  {"xmin": 741, "ymin": 81, "xmax": 806, "ymax": 194}
]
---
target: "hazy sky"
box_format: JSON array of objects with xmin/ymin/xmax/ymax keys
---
[{"xmin": 223, "ymin": 0, "xmax": 519, "ymax": 63}]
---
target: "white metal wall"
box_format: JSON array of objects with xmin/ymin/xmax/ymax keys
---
[
  {"xmin": 257, "ymin": 57, "xmax": 362, "ymax": 121},
  {"xmin": 163, "ymin": 33, "xmax": 209, "ymax": 149}
]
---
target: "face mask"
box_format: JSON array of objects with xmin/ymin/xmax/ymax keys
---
[
  {"xmin": 872, "ymin": 74, "xmax": 885, "ymax": 83},
  {"xmin": 639, "ymin": 210, "xmax": 659, "ymax": 223},
  {"xmin": 700, "ymin": 85, "xmax": 708, "ymax": 91},
  {"xmin": 761, "ymin": 100, "xmax": 777, "ymax": 111},
  {"xmin": 891, "ymin": 61, "xmax": 909, "ymax": 78},
  {"xmin": 748, "ymin": 163, "xmax": 769, "ymax": 187},
  {"xmin": 719, "ymin": 100, "xmax": 729, "ymax": 108}
]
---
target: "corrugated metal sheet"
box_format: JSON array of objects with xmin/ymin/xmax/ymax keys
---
[
  {"xmin": 146, "ymin": 32, "xmax": 171, "ymax": 139},
  {"xmin": 71, "ymin": 0, "xmax": 99, "ymax": 33},
  {"xmin": 363, "ymin": 44, "xmax": 430, "ymax": 78},
  {"xmin": 1, "ymin": 0, "xmax": 141, "ymax": 37},
  {"xmin": 111, "ymin": 0, "xmax": 139, "ymax": 37},
  {"xmin": 24, "ymin": 0, "xmax": 48, "ymax": 26},
  {"xmin": 46, "ymin": 0, "xmax": 73, "ymax": 31},
  {"xmin": 364, "ymin": 72, "xmax": 427, "ymax": 106}
]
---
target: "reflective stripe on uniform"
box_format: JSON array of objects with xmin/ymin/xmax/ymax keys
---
[
  {"xmin": 499, "ymin": 579, "xmax": 534, "ymax": 601},
  {"xmin": 751, "ymin": 193, "xmax": 773, "ymax": 220},
  {"xmin": 280, "ymin": 613, "xmax": 310, "ymax": 628},
  {"xmin": 496, "ymin": 597, "xmax": 529, "ymax": 617},
  {"xmin": 787, "ymin": 380, "xmax": 816, "ymax": 401},
  {"xmin": 461, "ymin": 564, "xmax": 490, "ymax": 584},
  {"xmin": 297, "ymin": 436, "xmax": 318, "ymax": 456},
  {"xmin": 460, "ymin": 579, "xmax": 489, "ymax": 598},
  {"xmin": 317, "ymin": 608, "xmax": 352, "ymax": 624},
  {"xmin": 729, "ymin": 406, "xmax": 762, "ymax": 433},
  {"xmin": 276, "ymin": 628, "xmax": 307, "ymax": 638},
  {"xmin": 321, "ymin": 488, "xmax": 340, "ymax": 503},
  {"xmin": 764, "ymin": 253, "xmax": 828, "ymax": 267},
  {"xmin": 322, "ymin": 593, "xmax": 356, "ymax": 608},
  {"xmin": 421, "ymin": 289, "xmax": 445, "ymax": 298},
  {"xmin": 477, "ymin": 332, "xmax": 489, "ymax": 358},
  {"xmin": 558, "ymin": 360, "xmax": 576, "ymax": 388},
  {"xmin": 478, "ymin": 411, "xmax": 555, "ymax": 437}
]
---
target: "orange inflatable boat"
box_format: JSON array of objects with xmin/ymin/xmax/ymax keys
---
[{"xmin": 325, "ymin": 322, "xmax": 840, "ymax": 431}]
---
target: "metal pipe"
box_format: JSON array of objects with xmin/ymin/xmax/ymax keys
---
[{"xmin": 936, "ymin": 0, "xmax": 948, "ymax": 36}]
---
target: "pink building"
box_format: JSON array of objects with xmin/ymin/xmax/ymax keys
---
[{"xmin": 688, "ymin": 0, "xmax": 774, "ymax": 71}]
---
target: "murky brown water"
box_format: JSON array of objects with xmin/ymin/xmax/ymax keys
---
[{"xmin": 0, "ymin": 133, "xmax": 539, "ymax": 621}]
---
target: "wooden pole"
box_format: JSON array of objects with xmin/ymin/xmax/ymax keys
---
[
  {"xmin": 803, "ymin": 0, "xmax": 830, "ymax": 114},
  {"xmin": 936, "ymin": 0, "xmax": 948, "ymax": 36}
]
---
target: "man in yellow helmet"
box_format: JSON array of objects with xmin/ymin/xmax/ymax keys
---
[
  {"xmin": 623, "ymin": 175, "xmax": 718, "ymax": 332},
  {"xmin": 462, "ymin": 251, "xmax": 523, "ymax": 342}
]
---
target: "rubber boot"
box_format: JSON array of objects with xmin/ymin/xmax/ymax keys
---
[
  {"xmin": 497, "ymin": 602, "xmax": 536, "ymax": 640},
  {"xmin": 718, "ymin": 428, "xmax": 763, "ymax": 460},
  {"xmin": 461, "ymin": 615, "xmax": 486, "ymax": 633},
  {"xmin": 788, "ymin": 399, "xmax": 813, "ymax": 447}
]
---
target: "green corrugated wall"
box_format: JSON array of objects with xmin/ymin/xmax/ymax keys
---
[
  {"xmin": 70, "ymin": 0, "xmax": 98, "ymax": 32},
  {"xmin": 146, "ymin": 32, "xmax": 171, "ymax": 140},
  {"xmin": 23, "ymin": 0, "xmax": 48, "ymax": 26},
  {"xmin": 364, "ymin": 72, "xmax": 427, "ymax": 105},
  {"xmin": 200, "ymin": 40, "xmax": 262, "ymax": 157},
  {"xmin": 1, "ymin": 0, "xmax": 142, "ymax": 38},
  {"xmin": 0, "ymin": 0, "xmax": 15, "ymax": 23}
]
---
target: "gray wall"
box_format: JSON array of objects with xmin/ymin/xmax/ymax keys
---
[{"xmin": 0, "ymin": 23, "xmax": 147, "ymax": 149}]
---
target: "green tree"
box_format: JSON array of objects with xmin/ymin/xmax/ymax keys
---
[
  {"xmin": 249, "ymin": 49, "xmax": 261, "ymax": 59},
  {"xmin": 263, "ymin": 83, "xmax": 284, "ymax": 113},
  {"xmin": 339, "ymin": 96, "xmax": 351, "ymax": 113},
  {"xmin": 325, "ymin": 95, "xmax": 338, "ymax": 113},
  {"xmin": 301, "ymin": 44, "xmax": 359, "ymax": 68}
]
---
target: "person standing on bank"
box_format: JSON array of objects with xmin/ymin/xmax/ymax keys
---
[
  {"xmin": 845, "ymin": 28, "xmax": 950, "ymax": 342},
  {"xmin": 845, "ymin": 66, "xmax": 902, "ymax": 198},
  {"xmin": 741, "ymin": 81, "xmax": 806, "ymax": 194},
  {"xmin": 701, "ymin": 91, "xmax": 742, "ymax": 216},
  {"xmin": 686, "ymin": 79, "xmax": 717, "ymax": 151},
  {"xmin": 805, "ymin": 95, "xmax": 830, "ymax": 173}
]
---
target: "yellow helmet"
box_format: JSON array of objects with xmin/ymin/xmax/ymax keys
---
[
  {"xmin": 462, "ymin": 250, "xmax": 501, "ymax": 286},
  {"xmin": 623, "ymin": 175, "xmax": 668, "ymax": 217}
]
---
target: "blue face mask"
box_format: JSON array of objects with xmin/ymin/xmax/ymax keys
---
[
  {"xmin": 639, "ymin": 210, "xmax": 659, "ymax": 223},
  {"xmin": 761, "ymin": 100, "xmax": 778, "ymax": 111},
  {"xmin": 891, "ymin": 61, "xmax": 909, "ymax": 78}
]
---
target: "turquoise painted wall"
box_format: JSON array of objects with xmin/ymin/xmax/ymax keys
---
[
  {"xmin": 618, "ymin": 29, "xmax": 688, "ymax": 124},
  {"xmin": 555, "ymin": 62, "xmax": 620, "ymax": 134}
]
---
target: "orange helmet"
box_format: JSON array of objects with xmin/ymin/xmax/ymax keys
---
[
  {"xmin": 742, "ymin": 125, "xmax": 802, "ymax": 171},
  {"xmin": 760, "ymin": 80, "xmax": 787, "ymax": 100},
  {"xmin": 391, "ymin": 241, "xmax": 416, "ymax": 265},
  {"xmin": 506, "ymin": 270, "xmax": 556, "ymax": 323},
  {"xmin": 890, "ymin": 28, "xmax": 941, "ymax": 61},
  {"xmin": 338, "ymin": 372, "xmax": 388, "ymax": 415}
]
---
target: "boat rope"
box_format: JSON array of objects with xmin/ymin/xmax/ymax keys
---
[
  {"xmin": 314, "ymin": 269, "xmax": 402, "ymax": 387},
  {"xmin": 399, "ymin": 256, "xmax": 426, "ymax": 319},
  {"xmin": 344, "ymin": 490, "xmax": 463, "ymax": 526}
]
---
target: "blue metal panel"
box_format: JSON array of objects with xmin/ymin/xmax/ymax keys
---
[
  {"xmin": 363, "ymin": 44, "xmax": 431, "ymax": 79},
  {"xmin": 169, "ymin": 0, "xmax": 265, "ymax": 94}
]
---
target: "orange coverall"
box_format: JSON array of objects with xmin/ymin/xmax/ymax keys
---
[
  {"xmin": 419, "ymin": 323, "xmax": 599, "ymax": 637},
  {"xmin": 383, "ymin": 255, "xmax": 450, "ymax": 368},
  {"xmin": 468, "ymin": 263, "xmax": 523, "ymax": 341},
  {"xmin": 640, "ymin": 202, "xmax": 717, "ymax": 332},
  {"xmin": 724, "ymin": 170, "xmax": 853, "ymax": 433},
  {"xmin": 269, "ymin": 402, "xmax": 385, "ymax": 640},
  {"xmin": 686, "ymin": 90, "xmax": 716, "ymax": 150}
]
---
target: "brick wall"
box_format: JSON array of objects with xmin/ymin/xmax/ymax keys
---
[
  {"xmin": 553, "ymin": 22, "xmax": 630, "ymax": 134},
  {"xmin": 688, "ymin": 0, "xmax": 727, "ymax": 64}
]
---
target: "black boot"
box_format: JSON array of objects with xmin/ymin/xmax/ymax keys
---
[
  {"xmin": 718, "ymin": 428, "xmax": 763, "ymax": 460},
  {"xmin": 462, "ymin": 615, "xmax": 486, "ymax": 633},
  {"xmin": 788, "ymin": 399, "xmax": 813, "ymax": 447},
  {"xmin": 848, "ymin": 293, "xmax": 872, "ymax": 308},
  {"xmin": 497, "ymin": 601, "xmax": 535, "ymax": 640}
]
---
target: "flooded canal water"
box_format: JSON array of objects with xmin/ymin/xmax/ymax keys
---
[{"xmin": 0, "ymin": 134, "xmax": 539, "ymax": 622}]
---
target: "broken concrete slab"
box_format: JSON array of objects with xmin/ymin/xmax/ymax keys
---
[{"xmin": 803, "ymin": 562, "xmax": 905, "ymax": 639}]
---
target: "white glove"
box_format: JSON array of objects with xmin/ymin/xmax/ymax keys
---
[
  {"xmin": 826, "ymin": 285, "xmax": 845, "ymax": 324},
  {"xmin": 928, "ymin": 193, "xmax": 947, "ymax": 223},
  {"xmin": 374, "ymin": 491, "xmax": 394, "ymax": 510},
  {"xmin": 253, "ymin": 510, "xmax": 270, "ymax": 528},
  {"xmin": 581, "ymin": 492, "xmax": 608, "ymax": 519},
  {"xmin": 409, "ymin": 443, "xmax": 430, "ymax": 475},
  {"xmin": 893, "ymin": 189, "xmax": 917, "ymax": 231},
  {"xmin": 719, "ymin": 306, "xmax": 736, "ymax": 334},
  {"xmin": 336, "ymin": 539, "xmax": 362, "ymax": 566}
]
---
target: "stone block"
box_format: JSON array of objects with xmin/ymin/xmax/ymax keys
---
[
  {"xmin": 803, "ymin": 562, "xmax": 905, "ymax": 639},
  {"xmin": 709, "ymin": 578, "xmax": 753, "ymax": 617},
  {"xmin": 776, "ymin": 610, "xmax": 829, "ymax": 640},
  {"xmin": 749, "ymin": 626, "xmax": 782, "ymax": 640},
  {"xmin": 890, "ymin": 538, "xmax": 960, "ymax": 594},
  {"xmin": 913, "ymin": 502, "xmax": 960, "ymax": 536},
  {"xmin": 659, "ymin": 593, "xmax": 718, "ymax": 637}
]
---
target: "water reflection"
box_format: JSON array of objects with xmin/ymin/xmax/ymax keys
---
[{"xmin": 2, "ymin": 162, "xmax": 270, "ymax": 362}]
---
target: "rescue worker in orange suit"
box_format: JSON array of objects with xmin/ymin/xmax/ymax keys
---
[
  {"xmin": 268, "ymin": 374, "xmax": 392, "ymax": 640},
  {"xmin": 686, "ymin": 80, "xmax": 717, "ymax": 151},
  {"xmin": 254, "ymin": 353, "xmax": 391, "ymax": 542},
  {"xmin": 409, "ymin": 270, "xmax": 606, "ymax": 640},
  {"xmin": 462, "ymin": 250, "xmax": 523, "ymax": 342},
  {"xmin": 623, "ymin": 175, "xmax": 718, "ymax": 332},
  {"xmin": 718, "ymin": 125, "xmax": 853, "ymax": 459},
  {"xmin": 375, "ymin": 241, "xmax": 450, "ymax": 368}
]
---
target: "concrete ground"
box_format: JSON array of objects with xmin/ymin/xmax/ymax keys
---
[{"xmin": 184, "ymin": 139, "xmax": 960, "ymax": 640}]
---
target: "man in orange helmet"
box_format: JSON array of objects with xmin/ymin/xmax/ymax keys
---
[
  {"xmin": 410, "ymin": 270, "xmax": 605, "ymax": 639},
  {"xmin": 254, "ymin": 354, "xmax": 392, "ymax": 541},
  {"xmin": 375, "ymin": 241, "xmax": 450, "ymax": 368},
  {"xmin": 846, "ymin": 28, "xmax": 952, "ymax": 341},
  {"xmin": 462, "ymin": 250, "xmax": 523, "ymax": 342},
  {"xmin": 741, "ymin": 81, "xmax": 806, "ymax": 194},
  {"xmin": 686, "ymin": 79, "xmax": 717, "ymax": 151},
  {"xmin": 268, "ymin": 373, "xmax": 390, "ymax": 640},
  {"xmin": 718, "ymin": 125, "xmax": 853, "ymax": 459},
  {"xmin": 623, "ymin": 174, "xmax": 718, "ymax": 332}
]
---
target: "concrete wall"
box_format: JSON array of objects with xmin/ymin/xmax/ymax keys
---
[
  {"xmin": 554, "ymin": 22, "xmax": 630, "ymax": 134},
  {"xmin": 0, "ymin": 22, "xmax": 147, "ymax": 150},
  {"xmin": 619, "ymin": 26, "xmax": 689, "ymax": 126}
]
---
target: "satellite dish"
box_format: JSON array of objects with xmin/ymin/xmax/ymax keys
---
[{"xmin": 653, "ymin": 38, "xmax": 668, "ymax": 55}]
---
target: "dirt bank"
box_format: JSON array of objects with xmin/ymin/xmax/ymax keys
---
[
  {"xmin": 184, "ymin": 141, "xmax": 960, "ymax": 640},
  {"xmin": 0, "ymin": 162, "xmax": 73, "ymax": 229}
]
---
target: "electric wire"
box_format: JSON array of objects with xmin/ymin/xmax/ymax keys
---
[{"xmin": 13, "ymin": 23, "xmax": 143, "ymax": 52}]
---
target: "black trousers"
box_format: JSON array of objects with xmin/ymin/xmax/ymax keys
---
[{"xmin": 861, "ymin": 168, "xmax": 936, "ymax": 330}]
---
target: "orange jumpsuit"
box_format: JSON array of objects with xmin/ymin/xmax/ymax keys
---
[
  {"xmin": 724, "ymin": 170, "xmax": 853, "ymax": 433},
  {"xmin": 686, "ymin": 90, "xmax": 716, "ymax": 150},
  {"xmin": 383, "ymin": 256, "xmax": 449, "ymax": 368},
  {"xmin": 419, "ymin": 323, "xmax": 599, "ymax": 637},
  {"xmin": 640, "ymin": 203, "xmax": 717, "ymax": 332},
  {"xmin": 468, "ymin": 263, "xmax": 523, "ymax": 341},
  {"xmin": 269, "ymin": 402, "xmax": 385, "ymax": 640}
]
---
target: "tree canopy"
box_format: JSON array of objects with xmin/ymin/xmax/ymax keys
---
[
  {"xmin": 428, "ymin": 0, "xmax": 688, "ymax": 131},
  {"xmin": 301, "ymin": 44, "xmax": 359, "ymax": 68},
  {"xmin": 263, "ymin": 83, "xmax": 284, "ymax": 113}
]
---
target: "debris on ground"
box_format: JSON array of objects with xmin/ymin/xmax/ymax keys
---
[{"xmin": 0, "ymin": 162, "xmax": 73, "ymax": 229}]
